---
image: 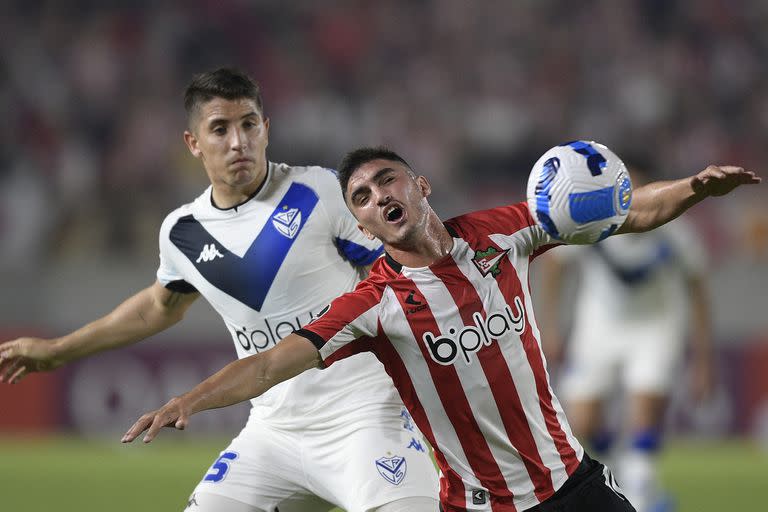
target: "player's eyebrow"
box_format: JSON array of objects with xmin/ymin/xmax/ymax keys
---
[
  {"xmin": 207, "ymin": 111, "xmax": 260, "ymax": 128},
  {"xmin": 349, "ymin": 167, "xmax": 396, "ymax": 203}
]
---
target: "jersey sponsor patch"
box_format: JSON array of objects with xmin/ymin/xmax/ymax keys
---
[
  {"xmin": 169, "ymin": 183, "xmax": 319, "ymax": 311},
  {"xmin": 375, "ymin": 455, "xmax": 407, "ymax": 485}
]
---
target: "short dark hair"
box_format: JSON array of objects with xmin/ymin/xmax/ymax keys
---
[
  {"xmin": 184, "ymin": 68, "xmax": 264, "ymax": 125},
  {"xmin": 337, "ymin": 146, "xmax": 413, "ymax": 199}
]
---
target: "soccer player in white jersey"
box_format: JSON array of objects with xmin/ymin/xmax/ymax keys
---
[
  {"xmin": 0, "ymin": 71, "xmax": 439, "ymax": 512},
  {"xmin": 539, "ymin": 166, "xmax": 714, "ymax": 512},
  {"xmin": 121, "ymin": 146, "xmax": 760, "ymax": 511}
]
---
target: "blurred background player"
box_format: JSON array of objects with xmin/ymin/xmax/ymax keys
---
[
  {"xmin": 0, "ymin": 69, "xmax": 439, "ymax": 512},
  {"xmin": 539, "ymin": 158, "xmax": 715, "ymax": 512}
]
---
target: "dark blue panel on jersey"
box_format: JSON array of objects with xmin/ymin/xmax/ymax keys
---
[
  {"xmin": 568, "ymin": 186, "xmax": 616, "ymax": 223},
  {"xmin": 592, "ymin": 239, "xmax": 673, "ymax": 285},
  {"xmin": 170, "ymin": 183, "xmax": 319, "ymax": 311},
  {"xmin": 335, "ymin": 237, "xmax": 384, "ymax": 266}
]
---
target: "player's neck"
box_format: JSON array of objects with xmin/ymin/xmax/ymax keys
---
[
  {"xmin": 385, "ymin": 213, "xmax": 453, "ymax": 269},
  {"xmin": 210, "ymin": 167, "xmax": 268, "ymax": 210}
]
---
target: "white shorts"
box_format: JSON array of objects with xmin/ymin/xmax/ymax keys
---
[
  {"xmin": 561, "ymin": 321, "xmax": 686, "ymax": 401},
  {"xmin": 188, "ymin": 404, "xmax": 439, "ymax": 512}
]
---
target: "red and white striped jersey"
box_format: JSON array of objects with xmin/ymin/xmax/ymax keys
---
[{"xmin": 299, "ymin": 203, "xmax": 584, "ymax": 511}]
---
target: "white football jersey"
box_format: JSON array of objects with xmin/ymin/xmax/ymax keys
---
[
  {"xmin": 559, "ymin": 218, "xmax": 706, "ymax": 331},
  {"xmin": 157, "ymin": 162, "xmax": 395, "ymax": 428}
]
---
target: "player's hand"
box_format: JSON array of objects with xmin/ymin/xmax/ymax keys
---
[
  {"xmin": 0, "ymin": 337, "xmax": 63, "ymax": 384},
  {"xmin": 121, "ymin": 396, "xmax": 191, "ymax": 444},
  {"xmin": 691, "ymin": 166, "xmax": 760, "ymax": 197}
]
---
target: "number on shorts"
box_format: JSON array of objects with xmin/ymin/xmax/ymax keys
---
[{"xmin": 203, "ymin": 451, "xmax": 238, "ymax": 483}]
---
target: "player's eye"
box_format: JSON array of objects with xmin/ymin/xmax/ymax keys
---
[{"xmin": 213, "ymin": 126, "xmax": 226, "ymax": 135}]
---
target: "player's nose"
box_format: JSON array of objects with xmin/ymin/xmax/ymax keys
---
[{"xmin": 230, "ymin": 128, "xmax": 248, "ymax": 151}]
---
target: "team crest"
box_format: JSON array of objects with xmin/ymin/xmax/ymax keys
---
[
  {"xmin": 272, "ymin": 206, "xmax": 302, "ymax": 239},
  {"xmin": 472, "ymin": 247, "xmax": 509, "ymax": 277},
  {"xmin": 375, "ymin": 455, "xmax": 407, "ymax": 485}
]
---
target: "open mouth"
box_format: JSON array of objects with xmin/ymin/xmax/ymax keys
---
[{"xmin": 384, "ymin": 204, "xmax": 405, "ymax": 223}]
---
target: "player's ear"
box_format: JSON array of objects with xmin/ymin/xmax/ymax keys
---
[
  {"xmin": 184, "ymin": 131, "xmax": 202, "ymax": 159},
  {"xmin": 417, "ymin": 175, "xmax": 431, "ymax": 198},
  {"xmin": 358, "ymin": 223, "xmax": 377, "ymax": 241}
]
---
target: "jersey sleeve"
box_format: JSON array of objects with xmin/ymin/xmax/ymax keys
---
[
  {"xmin": 295, "ymin": 278, "xmax": 383, "ymax": 367},
  {"xmin": 156, "ymin": 214, "xmax": 198, "ymax": 293},
  {"xmin": 446, "ymin": 202, "xmax": 559, "ymax": 260},
  {"xmin": 313, "ymin": 167, "xmax": 384, "ymax": 266}
]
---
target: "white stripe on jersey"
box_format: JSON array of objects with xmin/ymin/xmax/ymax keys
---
[
  {"xmin": 406, "ymin": 267, "xmax": 536, "ymax": 507},
  {"xmin": 490, "ymin": 231, "xmax": 583, "ymax": 478},
  {"xmin": 379, "ymin": 286, "xmax": 485, "ymax": 491}
]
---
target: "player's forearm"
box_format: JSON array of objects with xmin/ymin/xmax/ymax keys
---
[
  {"xmin": 52, "ymin": 287, "xmax": 187, "ymax": 363},
  {"xmin": 182, "ymin": 335, "xmax": 321, "ymax": 415},
  {"xmin": 619, "ymin": 177, "xmax": 701, "ymax": 234},
  {"xmin": 183, "ymin": 356, "xmax": 271, "ymax": 414}
]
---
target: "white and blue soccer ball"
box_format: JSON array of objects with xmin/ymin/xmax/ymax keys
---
[{"xmin": 526, "ymin": 140, "xmax": 633, "ymax": 244}]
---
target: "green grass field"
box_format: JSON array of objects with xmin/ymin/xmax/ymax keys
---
[{"xmin": 1, "ymin": 436, "xmax": 765, "ymax": 511}]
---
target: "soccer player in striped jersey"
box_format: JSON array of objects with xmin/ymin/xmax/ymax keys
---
[
  {"xmin": 0, "ymin": 73, "xmax": 439, "ymax": 512},
  {"xmin": 122, "ymin": 147, "xmax": 760, "ymax": 511}
]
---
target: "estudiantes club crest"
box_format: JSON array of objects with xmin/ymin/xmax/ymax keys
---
[{"xmin": 472, "ymin": 247, "xmax": 509, "ymax": 277}]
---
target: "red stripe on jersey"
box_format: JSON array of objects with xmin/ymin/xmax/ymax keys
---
[
  {"xmin": 303, "ymin": 278, "xmax": 385, "ymax": 345},
  {"xmin": 323, "ymin": 336, "xmax": 375, "ymax": 367},
  {"xmin": 371, "ymin": 325, "xmax": 468, "ymax": 512},
  {"xmin": 495, "ymin": 264, "xmax": 580, "ymax": 478},
  {"xmin": 446, "ymin": 203, "xmax": 534, "ymax": 240},
  {"xmin": 392, "ymin": 280, "xmax": 513, "ymax": 511},
  {"xmin": 436, "ymin": 258, "xmax": 555, "ymax": 502}
]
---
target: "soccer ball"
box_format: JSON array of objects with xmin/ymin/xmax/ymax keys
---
[{"xmin": 526, "ymin": 141, "xmax": 633, "ymax": 244}]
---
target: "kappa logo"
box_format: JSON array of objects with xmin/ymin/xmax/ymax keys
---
[
  {"xmin": 185, "ymin": 493, "xmax": 199, "ymax": 510},
  {"xmin": 407, "ymin": 437, "xmax": 425, "ymax": 452},
  {"xmin": 375, "ymin": 455, "xmax": 407, "ymax": 485},
  {"xmin": 196, "ymin": 243, "xmax": 224, "ymax": 263},
  {"xmin": 272, "ymin": 205, "xmax": 302, "ymax": 239},
  {"xmin": 472, "ymin": 247, "xmax": 509, "ymax": 277}
]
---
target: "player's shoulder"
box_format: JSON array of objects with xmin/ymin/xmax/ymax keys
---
[
  {"xmin": 446, "ymin": 201, "xmax": 534, "ymax": 238},
  {"xmin": 270, "ymin": 162, "xmax": 338, "ymax": 190},
  {"xmin": 158, "ymin": 187, "xmax": 211, "ymax": 235}
]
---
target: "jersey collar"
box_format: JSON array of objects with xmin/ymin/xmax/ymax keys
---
[{"xmin": 209, "ymin": 162, "xmax": 273, "ymax": 212}]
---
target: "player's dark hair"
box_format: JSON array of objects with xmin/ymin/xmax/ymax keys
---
[
  {"xmin": 337, "ymin": 147, "xmax": 413, "ymax": 199},
  {"xmin": 184, "ymin": 68, "xmax": 264, "ymax": 124}
]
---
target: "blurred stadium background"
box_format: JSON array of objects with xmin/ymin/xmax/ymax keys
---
[{"xmin": 1, "ymin": 1, "xmax": 766, "ymax": 511}]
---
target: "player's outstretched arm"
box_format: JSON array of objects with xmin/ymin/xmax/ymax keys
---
[
  {"xmin": 0, "ymin": 281, "xmax": 199, "ymax": 384},
  {"xmin": 617, "ymin": 165, "xmax": 760, "ymax": 234},
  {"xmin": 121, "ymin": 333, "xmax": 321, "ymax": 444}
]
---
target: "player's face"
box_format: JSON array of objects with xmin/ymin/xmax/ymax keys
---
[
  {"xmin": 346, "ymin": 159, "xmax": 432, "ymax": 246},
  {"xmin": 184, "ymin": 97, "xmax": 270, "ymax": 190}
]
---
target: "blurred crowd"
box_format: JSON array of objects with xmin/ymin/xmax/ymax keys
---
[{"xmin": 1, "ymin": 0, "xmax": 767, "ymax": 268}]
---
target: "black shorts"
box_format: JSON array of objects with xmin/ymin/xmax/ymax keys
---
[
  {"xmin": 528, "ymin": 453, "xmax": 635, "ymax": 512},
  {"xmin": 438, "ymin": 454, "xmax": 635, "ymax": 512}
]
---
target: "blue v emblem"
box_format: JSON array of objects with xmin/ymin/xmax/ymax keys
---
[
  {"xmin": 375, "ymin": 455, "xmax": 407, "ymax": 485},
  {"xmin": 170, "ymin": 183, "xmax": 318, "ymax": 311}
]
